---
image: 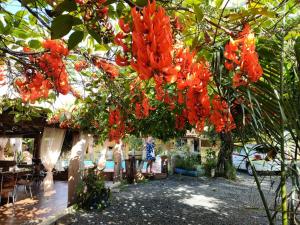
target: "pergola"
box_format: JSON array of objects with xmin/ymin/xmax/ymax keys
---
[{"xmin": 0, "ymin": 103, "xmax": 83, "ymax": 206}]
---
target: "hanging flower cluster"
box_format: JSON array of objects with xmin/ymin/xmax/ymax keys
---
[
  {"xmin": 108, "ymin": 0, "xmax": 240, "ymax": 140},
  {"xmin": 74, "ymin": 60, "xmax": 88, "ymax": 72},
  {"xmin": 108, "ymin": 107, "xmax": 126, "ymax": 141},
  {"xmin": 224, "ymin": 24, "xmax": 263, "ymax": 87},
  {"xmin": 174, "ymin": 48, "xmax": 212, "ymax": 132},
  {"xmin": 92, "ymin": 57, "xmax": 119, "ymax": 79},
  {"xmin": 210, "ymin": 95, "xmax": 236, "ymax": 132},
  {"xmin": 134, "ymin": 92, "xmax": 151, "ymax": 119},
  {"xmin": 115, "ymin": 0, "xmax": 175, "ymax": 82},
  {"xmin": 15, "ymin": 40, "xmax": 71, "ymax": 103}
]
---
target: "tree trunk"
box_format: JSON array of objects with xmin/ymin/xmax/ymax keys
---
[{"xmin": 216, "ymin": 131, "xmax": 233, "ymax": 178}]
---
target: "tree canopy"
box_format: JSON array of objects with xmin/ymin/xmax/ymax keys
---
[{"xmin": 0, "ymin": 0, "xmax": 299, "ymax": 142}]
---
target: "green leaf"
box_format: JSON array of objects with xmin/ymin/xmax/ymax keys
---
[
  {"xmin": 13, "ymin": 29, "xmax": 29, "ymax": 39},
  {"xmin": 214, "ymin": 0, "xmax": 224, "ymax": 8},
  {"xmin": 68, "ymin": 30, "xmax": 84, "ymax": 50},
  {"xmin": 28, "ymin": 39, "xmax": 41, "ymax": 49},
  {"xmin": 87, "ymin": 28, "xmax": 102, "ymax": 44},
  {"xmin": 29, "ymin": 14, "xmax": 37, "ymax": 25},
  {"xmin": 72, "ymin": 17, "xmax": 83, "ymax": 26},
  {"xmin": 2, "ymin": 23, "xmax": 12, "ymax": 35},
  {"xmin": 55, "ymin": 0, "xmax": 77, "ymax": 14},
  {"xmin": 51, "ymin": 15, "xmax": 75, "ymax": 39},
  {"xmin": 95, "ymin": 44, "xmax": 109, "ymax": 51},
  {"xmin": 193, "ymin": 5, "xmax": 204, "ymax": 21},
  {"xmin": 116, "ymin": 2, "xmax": 125, "ymax": 17},
  {"xmin": 135, "ymin": 0, "xmax": 148, "ymax": 7},
  {"xmin": 0, "ymin": 20, "xmax": 4, "ymax": 33}
]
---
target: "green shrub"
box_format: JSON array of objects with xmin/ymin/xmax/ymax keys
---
[
  {"xmin": 76, "ymin": 168, "xmax": 110, "ymax": 210},
  {"xmin": 225, "ymin": 161, "xmax": 236, "ymax": 180},
  {"xmin": 175, "ymin": 154, "xmax": 200, "ymax": 171},
  {"xmin": 203, "ymin": 149, "xmax": 217, "ymax": 177}
]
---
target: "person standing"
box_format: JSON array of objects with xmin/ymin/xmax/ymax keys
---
[
  {"xmin": 113, "ymin": 140, "xmax": 123, "ymax": 183},
  {"xmin": 146, "ymin": 137, "xmax": 155, "ymax": 174}
]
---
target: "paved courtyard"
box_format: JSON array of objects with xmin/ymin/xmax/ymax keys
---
[{"xmin": 54, "ymin": 172, "xmax": 284, "ymax": 225}]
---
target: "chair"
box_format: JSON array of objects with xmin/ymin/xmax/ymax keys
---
[
  {"xmin": 16, "ymin": 173, "xmax": 33, "ymax": 199},
  {"xmin": 32, "ymin": 162, "xmax": 46, "ymax": 187},
  {"xmin": 0, "ymin": 172, "xmax": 17, "ymax": 210}
]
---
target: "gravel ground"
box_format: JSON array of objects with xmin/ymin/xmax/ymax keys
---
[{"xmin": 55, "ymin": 172, "xmax": 284, "ymax": 225}]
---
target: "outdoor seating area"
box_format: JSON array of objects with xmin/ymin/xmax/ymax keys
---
[{"xmin": 0, "ymin": 181, "xmax": 67, "ymax": 225}]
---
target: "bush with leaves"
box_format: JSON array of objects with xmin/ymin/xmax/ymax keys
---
[
  {"xmin": 76, "ymin": 168, "xmax": 110, "ymax": 211},
  {"xmin": 175, "ymin": 153, "xmax": 200, "ymax": 171},
  {"xmin": 203, "ymin": 149, "xmax": 217, "ymax": 177}
]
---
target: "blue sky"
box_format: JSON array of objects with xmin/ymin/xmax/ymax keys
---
[{"xmin": 2, "ymin": 0, "xmax": 23, "ymax": 14}]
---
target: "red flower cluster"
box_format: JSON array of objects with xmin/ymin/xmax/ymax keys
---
[
  {"xmin": 0, "ymin": 65, "xmax": 5, "ymax": 84},
  {"xmin": 15, "ymin": 72, "xmax": 53, "ymax": 102},
  {"xmin": 174, "ymin": 48, "xmax": 211, "ymax": 132},
  {"xmin": 74, "ymin": 60, "xmax": 88, "ymax": 72},
  {"xmin": 93, "ymin": 58, "xmax": 119, "ymax": 79},
  {"xmin": 210, "ymin": 95, "xmax": 236, "ymax": 132},
  {"xmin": 115, "ymin": 0, "xmax": 174, "ymax": 82},
  {"xmin": 108, "ymin": 108, "xmax": 126, "ymax": 141},
  {"xmin": 131, "ymin": 1, "xmax": 174, "ymax": 81},
  {"xmin": 175, "ymin": 113, "xmax": 186, "ymax": 130},
  {"xmin": 114, "ymin": 19, "xmax": 130, "ymax": 66},
  {"xmin": 39, "ymin": 40, "xmax": 70, "ymax": 94},
  {"xmin": 135, "ymin": 92, "xmax": 151, "ymax": 119},
  {"xmin": 224, "ymin": 24, "xmax": 263, "ymax": 87},
  {"xmin": 113, "ymin": 1, "xmax": 218, "ymax": 134},
  {"xmin": 16, "ymin": 40, "xmax": 71, "ymax": 103}
]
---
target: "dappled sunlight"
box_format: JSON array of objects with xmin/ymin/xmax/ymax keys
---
[
  {"xmin": 179, "ymin": 194, "xmax": 224, "ymax": 213},
  {"xmin": 55, "ymin": 174, "xmax": 271, "ymax": 225},
  {"xmin": 0, "ymin": 181, "xmax": 68, "ymax": 225}
]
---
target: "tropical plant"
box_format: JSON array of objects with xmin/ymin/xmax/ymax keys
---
[{"xmin": 76, "ymin": 168, "xmax": 110, "ymax": 210}]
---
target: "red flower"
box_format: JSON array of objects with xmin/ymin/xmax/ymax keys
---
[
  {"xmin": 115, "ymin": 54, "xmax": 130, "ymax": 66},
  {"xmin": 94, "ymin": 59, "xmax": 119, "ymax": 79},
  {"xmin": 130, "ymin": 0, "xmax": 173, "ymax": 81},
  {"xmin": 119, "ymin": 18, "xmax": 131, "ymax": 33},
  {"xmin": 224, "ymin": 24, "xmax": 263, "ymax": 86},
  {"xmin": 210, "ymin": 95, "xmax": 236, "ymax": 132},
  {"xmin": 74, "ymin": 61, "xmax": 88, "ymax": 72},
  {"xmin": 0, "ymin": 66, "xmax": 5, "ymax": 83}
]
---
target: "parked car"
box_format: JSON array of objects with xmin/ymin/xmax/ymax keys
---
[{"xmin": 232, "ymin": 144, "xmax": 280, "ymax": 175}]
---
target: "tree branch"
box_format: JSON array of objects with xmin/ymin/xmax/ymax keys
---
[
  {"xmin": 164, "ymin": 6, "xmax": 234, "ymax": 36},
  {"xmin": 0, "ymin": 47, "xmax": 47, "ymax": 56},
  {"xmin": 123, "ymin": 0, "xmax": 142, "ymax": 10},
  {"xmin": 17, "ymin": 0, "xmax": 51, "ymax": 30},
  {"xmin": 212, "ymin": 0, "xmax": 230, "ymax": 44}
]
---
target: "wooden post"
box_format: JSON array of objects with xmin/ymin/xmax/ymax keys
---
[
  {"xmin": 125, "ymin": 156, "xmax": 136, "ymax": 184},
  {"xmin": 33, "ymin": 132, "xmax": 43, "ymax": 160},
  {"xmin": 68, "ymin": 132, "xmax": 88, "ymax": 206}
]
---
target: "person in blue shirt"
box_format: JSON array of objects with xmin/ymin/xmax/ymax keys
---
[{"xmin": 145, "ymin": 136, "xmax": 155, "ymax": 174}]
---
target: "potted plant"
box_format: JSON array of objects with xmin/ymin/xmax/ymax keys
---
[{"xmin": 174, "ymin": 153, "xmax": 201, "ymax": 177}]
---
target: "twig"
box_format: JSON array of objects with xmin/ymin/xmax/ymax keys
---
[
  {"xmin": 0, "ymin": 47, "xmax": 47, "ymax": 56},
  {"xmin": 204, "ymin": 17, "xmax": 234, "ymax": 36},
  {"xmin": 164, "ymin": 6, "xmax": 234, "ymax": 36},
  {"xmin": 212, "ymin": 0, "xmax": 230, "ymax": 45},
  {"xmin": 123, "ymin": 0, "xmax": 142, "ymax": 10},
  {"xmin": 17, "ymin": 0, "xmax": 51, "ymax": 30}
]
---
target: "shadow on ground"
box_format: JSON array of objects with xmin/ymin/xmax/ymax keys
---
[{"xmin": 56, "ymin": 173, "xmax": 275, "ymax": 225}]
